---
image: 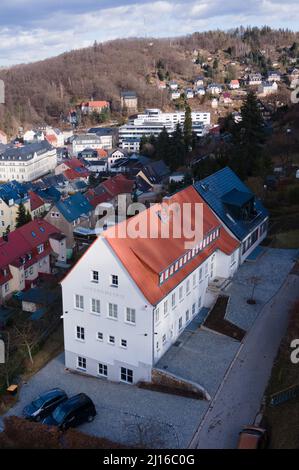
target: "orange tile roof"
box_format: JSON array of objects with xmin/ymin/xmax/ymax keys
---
[
  {"xmin": 84, "ymin": 101, "xmax": 109, "ymax": 108},
  {"xmin": 102, "ymin": 186, "xmax": 239, "ymax": 305},
  {"xmin": 97, "ymin": 148, "xmax": 108, "ymax": 158}
]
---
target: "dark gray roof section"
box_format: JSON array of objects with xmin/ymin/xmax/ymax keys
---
[{"xmin": 0, "ymin": 141, "xmax": 52, "ymax": 161}]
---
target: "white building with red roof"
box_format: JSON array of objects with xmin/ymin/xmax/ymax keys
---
[{"xmin": 61, "ymin": 186, "xmax": 240, "ymax": 384}]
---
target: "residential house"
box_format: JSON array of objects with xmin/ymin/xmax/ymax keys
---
[
  {"xmin": 55, "ymin": 157, "xmax": 90, "ymax": 182},
  {"xmin": 168, "ymin": 81, "xmax": 178, "ymax": 91},
  {"xmin": 207, "ymin": 83, "xmax": 222, "ymax": 95},
  {"xmin": 229, "ymin": 79, "xmax": 240, "ymax": 90},
  {"xmin": 220, "ymin": 92, "xmax": 233, "ymax": 105},
  {"xmin": 194, "ymin": 86, "xmax": 206, "ymax": 96},
  {"xmin": 137, "ymin": 160, "xmax": 170, "ymax": 192},
  {"xmin": 258, "ymin": 81, "xmax": 278, "ymax": 96},
  {"xmin": 0, "ymin": 181, "xmax": 31, "ymax": 236},
  {"xmin": 194, "ymin": 167, "xmax": 268, "ymax": 262},
  {"xmin": 185, "ymin": 88, "xmax": 194, "ymax": 99},
  {"xmin": 45, "ymin": 128, "xmax": 64, "ymax": 147},
  {"xmin": 23, "ymin": 129, "xmax": 45, "ymax": 143},
  {"xmin": 170, "ymin": 91, "xmax": 181, "ymax": 100},
  {"xmin": 194, "ymin": 77, "xmax": 204, "ymax": 87},
  {"xmin": 99, "ymin": 174, "xmax": 135, "ymax": 210},
  {"xmin": 81, "ymin": 101, "xmax": 110, "ymax": 115},
  {"xmin": 248, "ymin": 73, "xmax": 263, "ymax": 85},
  {"xmin": 29, "ymin": 191, "xmax": 46, "ymax": 219},
  {"xmin": 0, "ymin": 141, "xmax": 57, "ymax": 182},
  {"xmin": 45, "ymin": 193, "xmax": 94, "ymax": 256},
  {"xmin": 88, "ymin": 127, "xmax": 118, "ymax": 149},
  {"xmin": 84, "ymin": 160, "xmax": 108, "ymax": 174},
  {"xmin": 267, "ymin": 71, "xmax": 281, "ymax": 82},
  {"xmin": 72, "ymin": 134, "xmax": 107, "ymax": 156},
  {"xmin": 0, "ymin": 130, "xmax": 7, "ymax": 145},
  {"xmin": 108, "ymin": 149, "xmax": 129, "ymax": 170},
  {"xmin": 61, "ymin": 186, "xmax": 240, "ymax": 383},
  {"xmin": 120, "ymin": 91, "xmax": 138, "ymax": 113},
  {"xmin": 0, "ymin": 219, "xmax": 66, "ymax": 303}
]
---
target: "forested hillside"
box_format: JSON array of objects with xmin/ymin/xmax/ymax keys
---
[{"xmin": 0, "ymin": 26, "xmax": 298, "ymax": 134}]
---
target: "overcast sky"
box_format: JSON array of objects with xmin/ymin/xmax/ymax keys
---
[{"xmin": 0, "ymin": 0, "xmax": 298, "ymax": 66}]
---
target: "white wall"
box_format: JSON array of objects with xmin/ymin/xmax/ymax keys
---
[{"xmin": 62, "ymin": 237, "xmax": 153, "ymax": 383}]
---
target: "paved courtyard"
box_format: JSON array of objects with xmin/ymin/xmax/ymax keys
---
[
  {"xmin": 1, "ymin": 247, "xmax": 297, "ymax": 448},
  {"xmin": 225, "ymin": 248, "xmax": 298, "ymax": 330}
]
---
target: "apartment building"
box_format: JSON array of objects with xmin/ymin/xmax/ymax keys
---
[
  {"xmin": 61, "ymin": 186, "xmax": 240, "ymax": 384},
  {"xmin": 0, "ymin": 141, "xmax": 57, "ymax": 182},
  {"xmin": 119, "ymin": 108, "xmax": 211, "ymax": 151}
]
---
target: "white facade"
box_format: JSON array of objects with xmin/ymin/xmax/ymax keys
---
[
  {"xmin": 0, "ymin": 146, "xmax": 57, "ymax": 182},
  {"xmin": 72, "ymin": 134, "xmax": 107, "ymax": 155},
  {"xmin": 118, "ymin": 109, "xmax": 210, "ymax": 151},
  {"xmin": 62, "ymin": 236, "xmax": 239, "ymax": 384}
]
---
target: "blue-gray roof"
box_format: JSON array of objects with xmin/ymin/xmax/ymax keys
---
[
  {"xmin": 0, "ymin": 141, "xmax": 52, "ymax": 161},
  {"xmin": 0, "ymin": 180, "xmax": 28, "ymax": 204},
  {"xmin": 194, "ymin": 167, "xmax": 268, "ymax": 240},
  {"xmin": 55, "ymin": 192, "xmax": 93, "ymax": 222}
]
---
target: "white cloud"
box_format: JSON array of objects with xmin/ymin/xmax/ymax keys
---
[{"xmin": 0, "ymin": 0, "xmax": 298, "ymax": 66}]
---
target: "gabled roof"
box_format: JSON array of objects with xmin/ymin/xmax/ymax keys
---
[
  {"xmin": 82, "ymin": 101, "xmax": 109, "ymax": 108},
  {"xmin": 140, "ymin": 160, "xmax": 170, "ymax": 184},
  {"xmin": 29, "ymin": 190, "xmax": 45, "ymax": 211},
  {"xmin": 100, "ymin": 174, "xmax": 135, "ymax": 198},
  {"xmin": 0, "ymin": 219, "xmax": 62, "ymax": 282},
  {"xmin": 55, "ymin": 193, "xmax": 93, "ymax": 222},
  {"xmin": 103, "ymin": 186, "xmax": 239, "ymax": 305},
  {"xmin": 194, "ymin": 167, "xmax": 268, "ymax": 240}
]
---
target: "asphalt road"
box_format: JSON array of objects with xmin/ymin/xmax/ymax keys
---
[{"xmin": 189, "ymin": 272, "xmax": 299, "ymax": 449}]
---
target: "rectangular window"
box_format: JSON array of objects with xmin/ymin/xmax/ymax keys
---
[
  {"xmin": 193, "ymin": 273, "xmax": 196, "ymax": 287},
  {"xmin": 126, "ymin": 308, "xmax": 136, "ymax": 324},
  {"xmin": 120, "ymin": 339, "xmax": 127, "ymax": 348},
  {"xmin": 108, "ymin": 335, "xmax": 115, "ymax": 345},
  {"xmin": 162, "ymin": 334, "xmax": 166, "ymax": 344},
  {"xmin": 77, "ymin": 356, "xmax": 86, "ymax": 370},
  {"xmin": 171, "ymin": 292, "xmax": 176, "ymax": 308},
  {"xmin": 91, "ymin": 270, "xmax": 99, "ymax": 283},
  {"xmin": 192, "ymin": 303, "xmax": 196, "ymax": 316},
  {"xmin": 98, "ymin": 363, "xmax": 108, "ymax": 377},
  {"xmin": 97, "ymin": 332, "xmax": 103, "ymax": 341},
  {"xmin": 37, "ymin": 244, "xmax": 44, "ymax": 254},
  {"xmin": 108, "ymin": 303, "xmax": 118, "ymax": 319},
  {"xmin": 186, "ymin": 279, "xmax": 190, "ymax": 293},
  {"xmin": 120, "ymin": 367, "xmax": 133, "ymax": 383},
  {"xmin": 154, "ymin": 307, "xmax": 160, "ymax": 323},
  {"xmin": 75, "ymin": 294, "xmax": 84, "ymax": 310},
  {"xmin": 198, "ymin": 297, "xmax": 202, "ymax": 309},
  {"xmin": 186, "ymin": 310, "xmax": 190, "ymax": 322},
  {"xmin": 179, "ymin": 317, "xmax": 183, "ymax": 330},
  {"xmin": 111, "ymin": 274, "xmax": 118, "ymax": 287},
  {"xmin": 179, "ymin": 286, "xmax": 183, "ymax": 300},
  {"xmin": 163, "ymin": 300, "xmax": 168, "ymax": 316},
  {"xmin": 91, "ymin": 298, "xmax": 100, "ymax": 314},
  {"xmin": 76, "ymin": 326, "xmax": 85, "ymax": 340}
]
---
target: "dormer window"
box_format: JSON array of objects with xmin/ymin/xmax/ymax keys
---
[{"xmin": 37, "ymin": 244, "xmax": 44, "ymax": 254}]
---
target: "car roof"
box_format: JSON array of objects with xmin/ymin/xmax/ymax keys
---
[
  {"xmin": 39, "ymin": 388, "xmax": 66, "ymax": 400},
  {"xmin": 58, "ymin": 393, "xmax": 92, "ymax": 413}
]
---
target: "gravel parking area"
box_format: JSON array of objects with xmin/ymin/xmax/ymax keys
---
[{"xmin": 1, "ymin": 353, "xmax": 209, "ymax": 448}]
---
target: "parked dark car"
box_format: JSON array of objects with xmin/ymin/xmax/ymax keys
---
[
  {"xmin": 23, "ymin": 388, "xmax": 68, "ymax": 422},
  {"xmin": 42, "ymin": 393, "xmax": 96, "ymax": 430}
]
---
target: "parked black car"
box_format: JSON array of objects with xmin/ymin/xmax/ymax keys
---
[
  {"xmin": 23, "ymin": 388, "xmax": 68, "ymax": 422},
  {"xmin": 42, "ymin": 393, "xmax": 96, "ymax": 430}
]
